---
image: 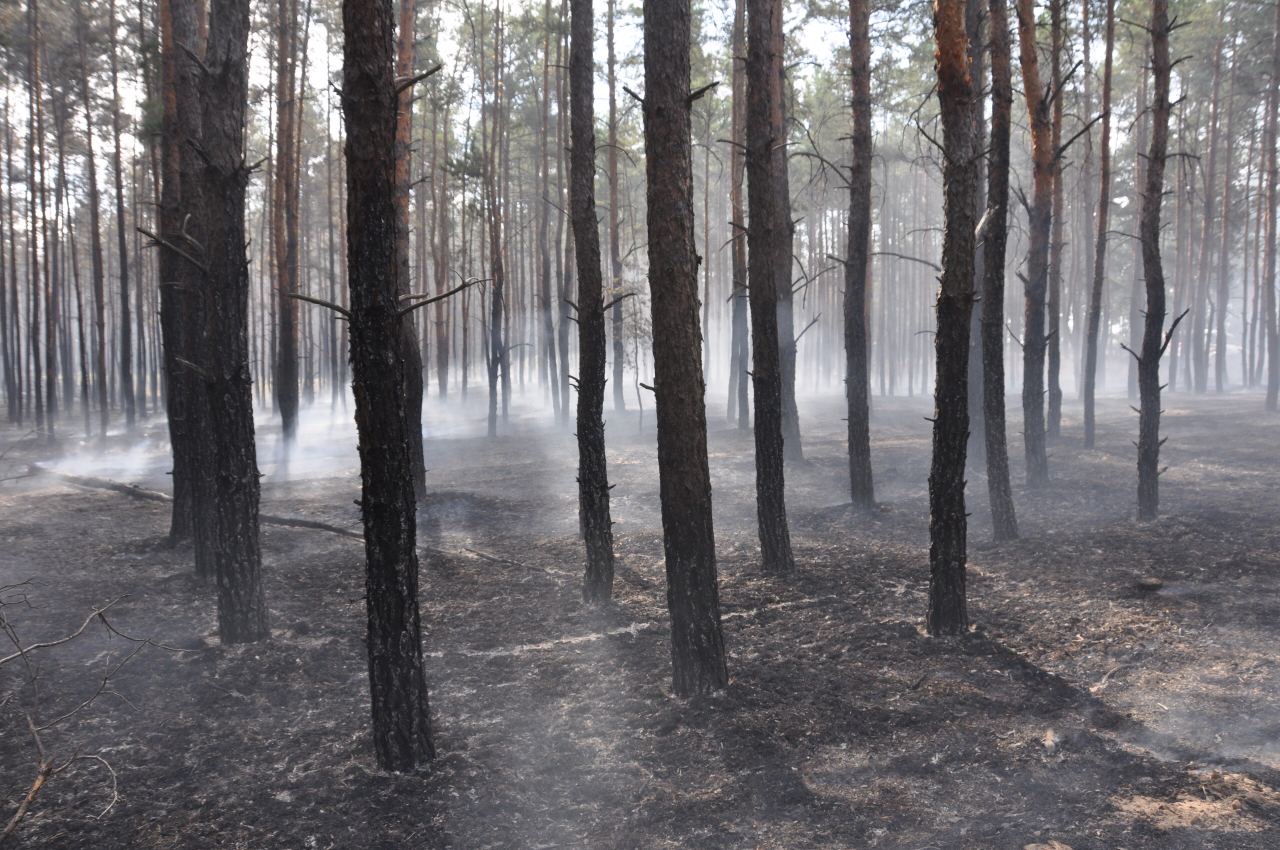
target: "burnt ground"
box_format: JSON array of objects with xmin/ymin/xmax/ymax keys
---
[{"xmin": 2, "ymin": 390, "xmax": 1280, "ymax": 849}]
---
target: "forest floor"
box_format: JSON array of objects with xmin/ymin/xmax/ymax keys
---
[{"xmin": 2, "ymin": 389, "xmax": 1280, "ymax": 849}]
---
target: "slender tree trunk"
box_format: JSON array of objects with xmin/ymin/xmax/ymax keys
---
[
  {"xmin": 746, "ymin": 0, "xmax": 796, "ymax": 572},
  {"xmin": 642, "ymin": 0, "xmax": 729, "ymax": 694},
  {"xmin": 540, "ymin": 0, "xmax": 561, "ymax": 419},
  {"xmin": 570, "ymin": 0, "xmax": 617, "ymax": 602},
  {"xmin": 157, "ymin": 0, "xmax": 205, "ymax": 544},
  {"xmin": 342, "ymin": 0, "xmax": 435, "ymax": 771},
  {"xmin": 394, "ymin": 0, "xmax": 426, "ymax": 496},
  {"xmin": 1015, "ymin": 0, "xmax": 1051, "ymax": 487},
  {"xmin": 981, "ymin": 0, "xmax": 1018, "ymax": 541},
  {"xmin": 1135, "ymin": 0, "xmax": 1175, "ymax": 520},
  {"xmin": 845, "ymin": 0, "xmax": 874, "ymax": 510},
  {"xmin": 1215, "ymin": 42, "xmax": 1238, "ymax": 393},
  {"xmin": 1083, "ymin": 0, "xmax": 1115, "ymax": 448},
  {"xmin": 1266, "ymin": 0, "xmax": 1280, "ymax": 411},
  {"xmin": 928, "ymin": 0, "xmax": 979, "ymax": 635},
  {"xmin": 194, "ymin": 0, "xmax": 269, "ymax": 642},
  {"xmin": 273, "ymin": 0, "xmax": 300, "ymax": 443},
  {"xmin": 1191, "ymin": 27, "xmax": 1223, "ymax": 395},
  {"xmin": 607, "ymin": 0, "xmax": 626, "ymax": 415},
  {"xmin": 107, "ymin": 0, "xmax": 135, "ymax": 431},
  {"xmin": 728, "ymin": 0, "xmax": 750, "ymax": 430},
  {"xmin": 1046, "ymin": 0, "xmax": 1064, "ymax": 439}
]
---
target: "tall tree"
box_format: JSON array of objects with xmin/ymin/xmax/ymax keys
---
[
  {"xmin": 571, "ymin": 0, "xmax": 617, "ymax": 602},
  {"xmin": 107, "ymin": 0, "xmax": 135, "ymax": 431},
  {"xmin": 1015, "ymin": 0, "xmax": 1051, "ymax": 487},
  {"xmin": 726, "ymin": 0, "xmax": 750, "ymax": 430},
  {"xmin": 194, "ymin": 0, "xmax": 270, "ymax": 642},
  {"xmin": 928, "ymin": 0, "xmax": 979, "ymax": 635},
  {"xmin": 607, "ymin": 0, "xmax": 626, "ymax": 415},
  {"xmin": 342, "ymin": 0, "xmax": 435, "ymax": 770},
  {"xmin": 1083, "ymin": 0, "xmax": 1115, "ymax": 448},
  {"xmin": 845, "ymin": 0, "xmax": 874, "ymax": 510},
  {"xmin": 274, "ymin": 0, "xmax": 301, "ymax": 443},
  {"xmin": 156, "ymin": 0, "xmax": 204, "ymax": 544},
  {"xmin": 642, "ymin": 0, "xmax": 730, "ymax": 694},
  {"xmin": 1046, "ymin": 0, "xmax": 1064, "ymax": 439},
  {"xmin": 394, "ymin": 0, "xmax": 427, "ymax": 495},
  {"xmin": 1133, "ymin": 0, "xmax": 1178, "ymax": 519},
  {"xmin": 981, "ymin": 0, "xmax": 1018, "ymax": 541},
  {"xmin": 746, "ymin": 0, "xmax": 796, "ymax": 572},
  {"xmin": 1266, "ymin": 0, "xmax": 1280, "ymax": 411}
]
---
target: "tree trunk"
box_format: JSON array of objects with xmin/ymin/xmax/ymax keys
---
[
  {"xmin": 156, "ymin": 0, "xmax": 205, "ymax": 545},
  {"xmin": 1215, "ymin": 42, "xmax": 1238, "ymax": 394},
  {"xmin": 273, "ymin": 0, "xmax": 300, "ymax": 443},
  {"xmin": 570, "ymin": 0, "xmax": 617, "ymax": 603},
  {"xmin": 928, "ymin": 0, "xmax": 979, "ymax": 636},
  {"xmin": 1136, "ymin": 0, "xmax": 1174, "ymax": 520},
  {"xmin": 195, "ymin": 0, "xmax": 269, "ymax": 642},
  {"xmin": 107, "ymin": 0, "xmax": 135, "ymax": 431},
  {"xmin": 607, "ymin": 0, "xmax": 626, "ymax": 416},
  {"xmin": 342, "ymin": 0, "xmax": 435, "ymax": 771},
  {"xmin": 845, "ymin": 0, "xmax": 874, "ymax": 510},
  {"xmin": 642, "ymin": 0, "xmax": 729, "ymax": 694},
  {"xmin": 394, "ymin": 0, "xmax": 426, "ymax": 496},
  {"xmin": 727, "ymin": 0, "xmax": 750, "ymax": 430},
  {"xmin": 1014, "ymin": 0, "xmax": 1051, "ymax": 487},
  {"xmin": 1083, "ymin": 0, "xmax": 1115, "ymax": 448},
  {"xmin": 1266, "ymin": 0, "xmax": 1280, "ymax": 411},
  {"xmin": 981, "ymin": 0, "xmax": 1018, "ymax": 541},
  {"xmin": 540, "ymin": 0, "xmax": 561, "ymax": 419},
  {"xmin": 746, "ymin": 0, "xmax": 796, "ymax": 572},
  {"xmin": 1046, "ymin": 0, "xmax": 1064, "ymax": 440}
]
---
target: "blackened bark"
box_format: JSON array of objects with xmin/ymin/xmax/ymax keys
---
[
  {"xmin": 107, "ymin": 0, "xmax": 135, "ymax": 431},
  {"xmin": 845, "ymin": 0, "xmax": 874, "ymax": 510},
  {"xmin": 982, "ymin": 0, "xmax": 1018, "ymax": 541},
  {"xmin": 1083, "ymin": 0, "xmax": 1115, "ymax": 448},
  {"xmin": 394, "ymin": 0, "xmax": 426, "ymax": 497},
  {"xmin": 928, "ymin": 0, "xmax": 978, "ymax": 636},
  {"xmin": 343, "ymin": 0, "xmax": 435, "ymax": 771},
  {"xmin": 1015, "ymin": 0, "xmax": 1051, "ymax": 487},
  {"xmin": 274, "ymin": 0, "xmax": 300, "ymax": 444},
  {"xmin": 1136, "ymin": 0, "xmax": 1173, "ymax": 520},
  {"xmin": 607, "ymin": 0, "xmax": 626, "ymax": 416},
  {"xmin": 195, "ymin": 0, "xmax": 269, "ymax": 642},
  {"xmin": 157, "ymin": 0, "xmax": 204, "ymax": 545},
  {"xmin": 727, "ymin": 0, "xmax": 750, "ymax": 430},
  {"xmin": 1046, "ymin": 0, "xmax": 1064, "ymax": 439},
  {"xmin": 541, "ymin": 0, "xmax": 561, "ymax": 418},
  {"xmin": 642, "ymin": 0, "xmax": 729, "ymax": 694},
  {"xmin": 571, "ymin": 0, "xmax": 617, "ymax": 603},
  {"xmin": 746, "ymin": 0, "xmax": 796, "ymax": 573}
]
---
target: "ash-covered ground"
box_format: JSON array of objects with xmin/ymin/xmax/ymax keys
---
[{"xmin": 2, "ymin": 390, "xmax": 1280, "ymax": 849}]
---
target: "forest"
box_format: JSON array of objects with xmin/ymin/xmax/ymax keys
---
[{"xmin": 1, "ymin": 0, "xmax": 1279, "ymax": 843}]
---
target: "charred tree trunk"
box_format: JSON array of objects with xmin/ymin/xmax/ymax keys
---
[
  {"xmin": 1135, "ymin": 0, "xmax": 1176, "ymax": 520},
  {"xmin": 607, "ymin": 0, "xmax": 626, "ymax": 416},
  {"xmin": 342, "ymin": 0, "xmax": 435, "ymax": 771},
  {"xmin": 1046, "ymin": 0, "xmax": 1064, "ymax": 440},
  {"xmin": 274, "ymin": 0, "xmax": 300, "ymax": 443},
  {"xmin": 928, "ymin": 0, "xmax": 979, "ymax": 635},
  {"xmin": 642, "ymin": 0, "xmax": 729, "ymax": 694},
  {"xmin": 570, "ymin": 0, "xmax": 617, "ymax": 603},
  {"xmin": 1083, "ymin": 0, "xmax": 1115, "ymax": 448},
  {"xmin": 981, "ymin": 0, "xmax": 1018, "ymax": 541},
  {"xmin": 746, "ymin": 0, "xmax": 796, "ymax": 572},
  {"xmin": 1015, "ymin": 0, "xmax": 1051, "ymax": 487},
  {"xmin": 394, "ymin": 0, "xmax": 426, "ymax": 497},
  {"xmin": 540, "ymin": 0, "xmax": 561, "ymax": 419},
  {"xmin": 157, "ymin": 0, "xmax": 205, "ymax": 544},
  {"xmin": 193, "ymin": 0, "xmax": 269, "ymax": 642},
  {"xmin": 845, "ymin": 0, "xmax": 874, "ymax": 510},
  {"xmin": 107, "ymin": 0, "xmax": 135, "ymax": 431},
  {"xmin": 727, "ymin": 0, "xmax": 750, "ymax": 430}
]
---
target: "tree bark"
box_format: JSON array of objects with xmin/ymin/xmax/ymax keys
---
[
  {"xmin": 1266, "ymin": 0, "xmax": 1280, "ymax": 411},
  {"xmin": 1014, "ymin": 0, "xmax": 1051, "ymax": 487},
  {"xmin": 273, "ymin": 0, "xmax": 300, "ymax": 443},
  {"xmin": 1136, "ymin": 0, "xmax": 1174, "ymax": 520},
  {"xmin": 727, "ymin": 0, "xmax": 750, "ymax": 430},
  {"xmin": 1046, "ymin": 0, "xmax": 1064, "ymax": 439},
  {"xmin": 642, "ymin": 0, "xmax": 729, "ymax": 694},
  {"xmin": 1083, "ymin": 0, "xmax": 1115, "ymax": 448},
  {"xmin": 107, "ymin": 0, "xmax": 135, "ymax": 431},
  {"xmin": 928, "ymin": 0, "xmax": 979, "ymax": 635},
  {"xmin": 746, "ymin": 0, "xmax": 796, "ymax": 572},
  {"xmin": 342, "ymin": 0, "xmax": 435, "ymax": 771},
  {"xmin": 188, "ymin": 0, "xmax": 268, "ymax": 641},
  {"xmin": 570, "ymin": 0, "xmax": 617, "ymax": 603},
  {"xmin": 845, "ymin": 0, "xmax": 874, "ymax": 510},
  {"xmin": 981, "ymin": 0, "xmax": 1018, "ymax": 541}
]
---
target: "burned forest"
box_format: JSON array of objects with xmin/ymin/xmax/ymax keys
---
[{"xmin": 6, "ymin": 0, "xmax": 1280, "ymax": 846}]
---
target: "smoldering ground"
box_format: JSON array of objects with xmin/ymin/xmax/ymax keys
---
[{"xmin": 3, "ymin": 389, "xmax": 1280, "ymax": 848}]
